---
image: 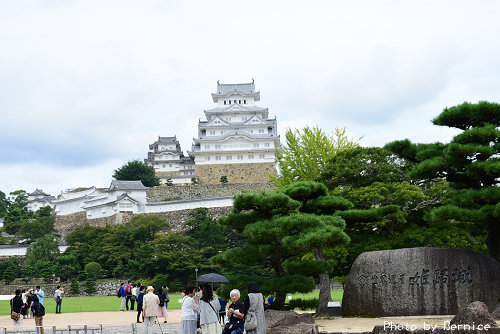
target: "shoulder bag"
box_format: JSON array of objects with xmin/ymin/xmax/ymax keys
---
[{"xmin": 244, "ymin": 294, "xmax": 259, "ymax": 331}]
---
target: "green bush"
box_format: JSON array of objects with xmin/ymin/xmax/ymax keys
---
[
  {"xmin": 70, "ymin": 278, "xmax": 80, "ymax": 295},
  {"xmin": 84, "ymin": 262, "xmax": 102, "ymax": 279},
  {"xmin": 84, "ymin": 278, "xmax": 97, "ymax": 294},
  {"xmin": 284, "ymin": 298, "xmax": 319, "ymax": 311}
]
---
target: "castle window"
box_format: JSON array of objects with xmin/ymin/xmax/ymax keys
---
[
  {"xmin": 224, "ymin": 101, "xmax": 226, "ymax": 105},
  {"xmin": 209, "ymin": 131, "xmax": 215, "ymax": 135},
  {"xmin": 253, "ymin": 143, "xmax": 259, "ymax": 148},
  {"xmin": 207, "ymin": 156, "xmax": 211, "ymax": 161},
  {"xmin": 244, "ymin": 100, "xmax": 246, "ymax": 104},
  {"xmin": 229, "ymin": 101, "xmax": 231, "ymax": 104},
  {"xmin": 237, "ymin": 155, "xmax": 243, "ymax": 160},
  {"xmin": 258, "ymin": 129, "xmax": 264, "ymax": 133},
  {"xmin": 226, "ymin": 118, "xmax": 231, "ymax": 122},
  {"xmin": 248, "ymin": 155, "xmax": 254, "ymax": 159},
  {"xmin": 205, "ymin": 145, "xmax": 210, "ymax": 149},
  {"xmin": 264, "ymin": 142, "xmax": 270, "ymax": 147},
  {"xmin": 226, "ymin": 156, "xmax": 232, "ymax": 160},
  {"xmin": 234, "ymin": 100, "xmax": 236, "ymax": 103},
  {"xmin": 216, "ymin": 156, "xmax": 221, "ymax": 161},
  {"xmin": 259, "ymin": 154, "xmax": 265, "ymax": 159},
  {"xmin": 250, "ymin": 130, "xmax": 254, "ymax": 133},
  {"xmin": 215, "ymin": 144, "xmax": 221, "ymax": 149},
  {"xmin": 239, "ymin": 100, "xmax": 241, "ymax": 104}
]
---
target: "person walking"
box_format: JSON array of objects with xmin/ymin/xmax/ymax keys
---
[
  {"xmin": 131, "ymin": 284, "xmax": 138, "ymax": 311},
  {"xmin": 244, "ymin": 282, "xmax": 266, "ymax": 334},
  {"xmin": 198, "ymin": 285, "xmax": 221, "ymax": 334},
  {"xmin": 125, "ymin": 280, "xmax": 133, "ymax": 311},
  {"xmin": 136, "ymin": 286, "xmax": 145, "ymax": 323},
  {"xmin": 157, "ymin": 286, "xmax": 168, "ymax": 323},
  {"xmin": 119, "ymin": 283, "xmax": 126, "ymax": 311},
  {"xmin": 31, "ymin": 295, "xmax": 45, "ymax": 334},
  {"xmin": 10, "ymin": 289, "xmax": 25, "ymax": 331},
  {"xmin": 181, "ymin": 285, "xmax": 199, "ymax": 334},
  {"xmin": 54, "ymin": 286, "xmax": 64, "ymax": 314},
  {"xmin": 142, "ymin": 286, "xmax": 159, "ymax": 334}
]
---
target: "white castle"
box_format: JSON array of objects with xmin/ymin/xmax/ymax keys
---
[{"xmin": 146, "ymin": 80, "xmax": 281, "ymax": 184}]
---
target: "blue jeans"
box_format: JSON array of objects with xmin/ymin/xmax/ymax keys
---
[
  {"xmin": 223, "ymin": 327, "xmax": 243, "ymax": 334},
  {"xmin": 56, "ymin": 299, "xmax": 62, "ymax": 313}
]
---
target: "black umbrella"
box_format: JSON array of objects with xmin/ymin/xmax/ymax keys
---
[{"xmin": 196, "ymin": 273, "xmax": 230, "ymax": 284}]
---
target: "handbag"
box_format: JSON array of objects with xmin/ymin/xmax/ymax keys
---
[
  {"xmin": 10, "ymin": 311, "xmax": 20, "ymax": 321},
  {"xmin": 245, "ymin": 311, "xmax": 257, "ymax": 330}
]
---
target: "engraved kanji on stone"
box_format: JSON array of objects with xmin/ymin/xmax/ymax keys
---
[
  {"xmin": 409, "ymin": 272, "xmax": 421, "ymax": 286},
  {"xmin": 358, "ymin": 275, "xmax": 367, "ymax": 285},
  {"xmin": 421, "ymin": 269, "xmax": 430, "ymax": 285},
  {"xmin": 455, "ymin": 267, "xmax": 473, "ymax": 284},
  {"xmin": 399, "ymin": 274, "xmax": 405, "ymax": 285},
  {"xmin": 379, "ymin": 274, "xmax": 387, "ymax": 285},
  {"xmin": 388, "ymin": 274, "xmax": 398, "ymax": 284},
  {"xmin": 371, "ymin": 275, "xmax": 379, "ymax": 284}
]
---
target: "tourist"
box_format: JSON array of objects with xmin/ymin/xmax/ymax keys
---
[
  {"xmin": 131, "ymin": 284, "xmax": 138, "ymax": 311},
  {"xmin": 198, "ymin": 285, "xmax": 221, "ymax": 334},
  {"xmin": 125, "ymin": 280, "xmax": 133, "ymax": 311},
  {"xmin": 142, "ymin": 286, "xmax": 159, "ymax": 334},
  {"xmin": 119, "ymin": 282, "xmax": 126, "ymax": 311},
  {"xmin": 157, "ymin": 286, "xmax": 168, "ymax": 323},
  {"xmin": 181, "ymin": 284, "xmax": 199, "ymax": 334},
  {"xmin": 35, "ymin": 286, "xmax": 45, "ymax": 305},
  {"xmin": 27, "ymin": 288, "xmax": 35, "ymax": 318},
  {"xmin": 31, "ymin": 295, "xmax": 45, "ymax": 334},
  {"xmin": 54, "ymin": 285, "xmax": 64, "ymax": 314},
  {"xmin": 136, "ymin": 286, "xmax": 145, "ymax": 323},
  {"xmin": 21, "ymin": 289, "xmax": 29, "ymax": 319},
  {"xmin": 222, "ymin": 289, "xmax": 246, "ymax": 334},
  {"xmin": 217, "ymin": 291, "xmax": 227, "ymax": 325},
  {"xmin": 265, "ymin": 292, "xmax": 275, "ymax": 309},
  {"xmin": 244, "ymin": 282, "xmax": 266, "ymax": 334},
  {"xmin": 10, "ymin": 289, "xmax": 25, "ymax": 331}
]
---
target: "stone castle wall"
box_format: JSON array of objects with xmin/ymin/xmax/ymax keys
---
[
  {"xmin": 195, "ymin": 162, "xmax": 277, "ymax": 185},
  {"xmin": 146, "ymin": 183, "xmax": 275, "ymax": 202},
  {"xmin": 55, "ymin": 207, "xmax": 233, "ymax": 242}
]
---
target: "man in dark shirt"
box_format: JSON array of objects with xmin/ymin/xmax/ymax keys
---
[
  {"xmin": 136, "ymin": 286, "xmax": 145, "ymax": 323},
  {"xmin": 223, "ymin": 289, "xmax": 246, "ymax": 334},
  {"xmin": 10, "ymin": 289, "xmax": 25, "ymax": 330}
]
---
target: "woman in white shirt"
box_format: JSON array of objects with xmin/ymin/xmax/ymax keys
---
[{"xmin": 181, "ymin": 285, "xmax": 199, "ymax": 334}]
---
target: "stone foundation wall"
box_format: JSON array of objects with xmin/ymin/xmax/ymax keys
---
[
  {"xmin": 147, "ymin": 183, "xmax": 275, "ymax": 202},
  {"xmin": 55, "ymin": 207, "xmax": 232, "ymax": 242},
  {"xmin": 195, "ymin": 162, "xmax": 277, "ymax": 185}
]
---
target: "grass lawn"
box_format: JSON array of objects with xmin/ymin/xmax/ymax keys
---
[{"xmin": 0, "ymin": 289, "xmax": 344, "ymax": 315}]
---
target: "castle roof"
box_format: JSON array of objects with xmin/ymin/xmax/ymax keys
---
[
  {"xmin": 211, "ymin": 80, "xmax": 260, "ymax": 102},
  {"xmin": 108, "ymin": 180, "xmax": 148, "ymax": 191},
  {"xmin": 29, "ymin": 189, "xmax": 50, "ymax": 197}
]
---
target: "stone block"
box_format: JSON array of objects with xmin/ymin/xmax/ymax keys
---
[{"xmin": 342, "ymin": 248, "xmax": 500, "ymax": 316}]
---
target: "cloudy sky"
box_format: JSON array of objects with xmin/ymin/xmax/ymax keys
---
[{"xmin": 1, "ymin": 0, "xmax": 500, "ymax": 195}]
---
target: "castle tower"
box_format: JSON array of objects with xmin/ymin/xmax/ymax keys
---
[
  {"xmin": 188, "ymin": 80, "xmax": 280, "ymax": 184},
  {"xmin": 145, "ymin": 136, "xmax": 196, "ymax": 184}
]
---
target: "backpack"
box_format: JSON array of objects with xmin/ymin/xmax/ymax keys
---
[
  {"xmin": 117, "ymin": 288, "xmax": 122, "ymax": 298},
  {"xmin": 125, "ymin": 284, "xmax": 132, "ymax": 294},
  {"xmin": 33, "ymin": 303, "xmax": 45, "ymax": 317}
]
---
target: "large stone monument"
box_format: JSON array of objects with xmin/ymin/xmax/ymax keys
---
[{"xmin": 342, "ymin": 247, "xmax": 500, "ymax": 316}]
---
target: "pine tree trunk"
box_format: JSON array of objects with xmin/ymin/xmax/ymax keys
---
[
  {"xmin": 486, "ymin": 223, "xmax": 500, "ymax": 262},
  {"xmin": 314, "ymin": 248, "xmax": 331, "ymax": 316}
]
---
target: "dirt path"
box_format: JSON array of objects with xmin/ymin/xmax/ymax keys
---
[{"xmin": 0, "ymin": 310, "xmax": 495, "ymax": 333}]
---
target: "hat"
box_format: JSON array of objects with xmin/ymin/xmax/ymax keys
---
[{"xmin": 147, "ymin": 286, "xmax": 154, "ymax": 292}]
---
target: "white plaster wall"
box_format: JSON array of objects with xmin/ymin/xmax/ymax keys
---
[{"xmin": 145, "ymin": 197, "xmax": 233, "ymax": 213}]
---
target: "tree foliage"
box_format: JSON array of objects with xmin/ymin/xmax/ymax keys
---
[
  {"xmin": 25, "ymin": 234, "xmax": 60, "ymax": 267},
  {"xmin": 385, "ymin": 101, "xmax": 500, "ymax": 261},
  {"xmin": 113, "ymin": 160, "xmax": 160, "ymax": 187},
  {"xmin": 214, "ymin": 182, "xmax": 351, "ymax": 312},
  {"xmin": 271, "ymin": 126, "xmax": 359, "ymax": 187}
]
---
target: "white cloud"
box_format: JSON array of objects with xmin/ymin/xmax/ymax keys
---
[{"xmin": 1, "ymin": 0, "xmax": 500, "ymax": 195}]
